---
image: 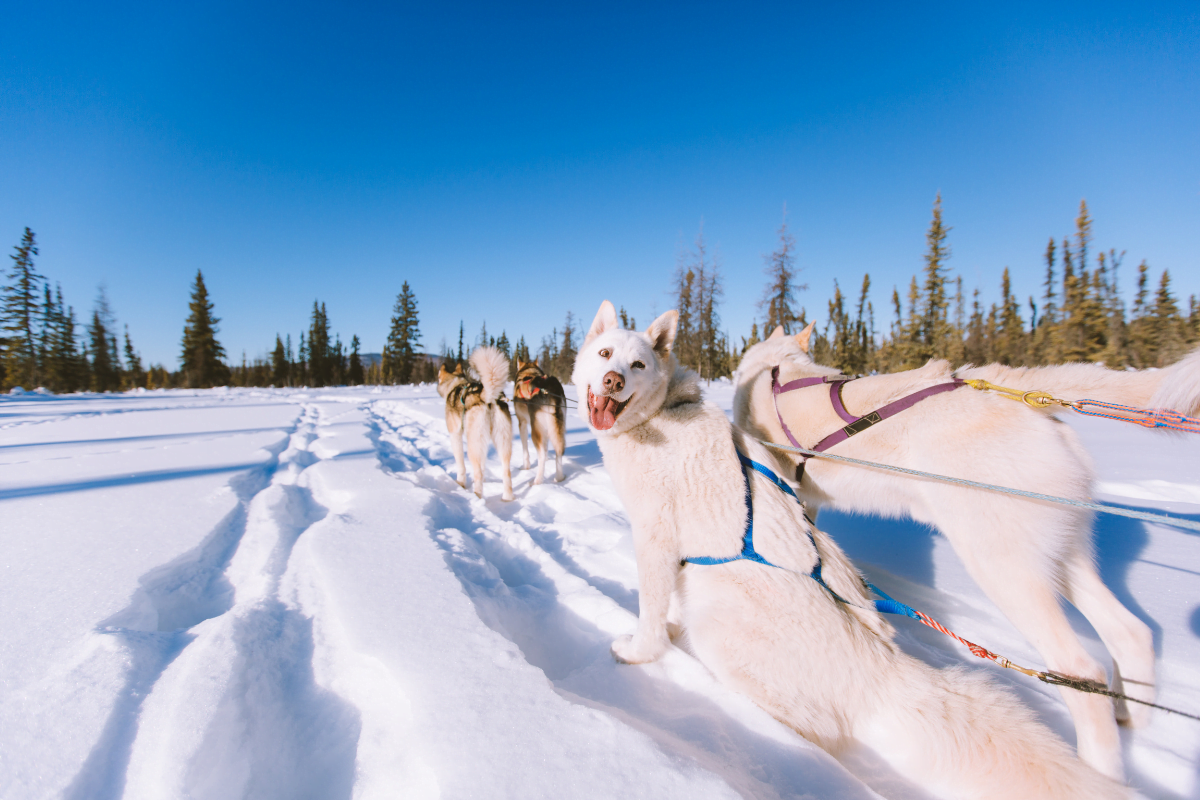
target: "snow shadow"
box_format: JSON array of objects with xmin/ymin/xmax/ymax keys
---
[
  {"xmin": 0, "ymin": 462, "xmax": 272, "ymax": 501},
  {"xmin": 493, "ymin": 498, "xmax": 640, "ymax": 615},
  {"xmin": 0, "ymin": 425, "xmax": 292, "ymax": 451},
  {"xmin": 1092, "ymin": 501, "xmax": 1200, "ymax": 652},
  {"xmin": 62, "ymin": 629, "xmax": 194, "ymax": 800},
  {"xmin": 814, "ymin": 508, "xmax": 939, "ymax": 588},
  {"xmin": 561, "ymin": 436, "xmax": 603, "ymax": 469},
  {"xmin": 184, "ymin": 599, "xmax": 361, "ymax": 800},
  {"xmin": 68, "ymin": 460, "xmax": 286, "ymax": 798},
  {"xmin": 421, "ymin": 492, "xmax": 878, "ymax": 800}
]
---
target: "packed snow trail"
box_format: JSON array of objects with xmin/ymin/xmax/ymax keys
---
[{"xmin": 1, "ymin": 385, "xmax": 1198, "ymax": 799}]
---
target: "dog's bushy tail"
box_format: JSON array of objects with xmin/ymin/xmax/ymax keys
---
[
  {"xmin": 1151, "ymin": 345, "xmax": 1200, "ymax": 417},
  {"xmin": 866, "ymin": 664, "xmax": 1129, "ymax": 800},
  {"xmin": 470, "ymin": 346, "xmax": 510, "ymax": 404}
]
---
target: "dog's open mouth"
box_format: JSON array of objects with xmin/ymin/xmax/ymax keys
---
[{"xmin": 587, "ymin": 387, "xmax": 630, "ymax": 431}]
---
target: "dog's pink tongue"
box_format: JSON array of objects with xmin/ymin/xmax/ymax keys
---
[{"xmin": 589, "ymin": 393, "xmax": 618, "ymax": 430}]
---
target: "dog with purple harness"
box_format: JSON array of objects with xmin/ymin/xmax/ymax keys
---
[
  {"xmin": 575, "ymin": 300, "xmax": 1129, "ymax": 799},
  {"xmin": 734, "ymin": 324, "xmax": 1200, "ymax": 781}
]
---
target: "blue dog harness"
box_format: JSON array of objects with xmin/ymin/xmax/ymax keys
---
[
  {"xmin": 684, "ymin": 449, "xmax": 924, "ymax": 620},
  {"xmin": 683, "ymin": 451, "xmax": 849, "ymax": 601}
]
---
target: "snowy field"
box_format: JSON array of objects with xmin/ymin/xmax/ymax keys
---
[{"xmin": 2, "ymin": 382, "xmax": 1199, "ymax": 800}]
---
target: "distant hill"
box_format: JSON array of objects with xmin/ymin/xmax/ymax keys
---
[{"xmin": 360, "ymin": 353, "xmax": 442, "ymax": 368}]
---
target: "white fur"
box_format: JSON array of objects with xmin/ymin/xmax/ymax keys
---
[
  {"xmin": 1151, "ymin": 346, "xmax": 1200, "ymax": 416},
  {"xmin": 574, "ymin": 301, "xmax": 1129, "ymax": 800},
  {"xmin": 732, "ymin": 333, "xmax": 1200, "ymax": 780},
  {"xmin": 471, "ymin": 346, "xmax": 510, "ymax": 405}
]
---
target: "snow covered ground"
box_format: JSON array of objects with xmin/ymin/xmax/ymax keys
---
[{"xmin": 2, "ymin": 382, "xmax": 1198, "ymax": 800}]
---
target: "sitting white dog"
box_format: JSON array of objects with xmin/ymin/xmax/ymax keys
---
[{"xmin": 572, "ymin": 299, "xmax": 1127, "ymax": 800}]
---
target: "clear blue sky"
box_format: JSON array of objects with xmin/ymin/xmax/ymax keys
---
[{"xmin": 3, "ymin": 2, "xmax": 1197, "ymax": 367}]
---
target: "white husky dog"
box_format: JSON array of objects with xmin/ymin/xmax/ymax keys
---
[
  {"xmin": 735, "ymin": 325, "xmax": 1200, "ymax": 779},
  {"xmin": 437, "ymin": 347, "xmax": 514, "ymax": 501},
  {"xmin": 574, "ymin": 300, "xmax": 1128, "ymax": 800}
]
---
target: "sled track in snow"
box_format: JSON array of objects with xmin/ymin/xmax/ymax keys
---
[{"xmin": 62, "ymin": 403, "xmax": 361, "ymax": 800}]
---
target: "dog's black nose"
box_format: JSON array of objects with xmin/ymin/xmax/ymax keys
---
[{"xmin": 603, "ymin": 371, "xmax": 625, "ymax": 393}]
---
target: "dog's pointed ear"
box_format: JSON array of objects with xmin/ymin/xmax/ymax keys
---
[
  {"xmin": 532, "ymin": 358, "xmax": 538, "ymax": 366},
  {"xmin": 438, "ymin": 364, "xmax": 450, "ymax": 377},
  {"xmin": 516, "ymin": 359, "xmax": 525, "ymax": 369},
  {"xmin": 795, "ymin": 321, "xmax": 816, "ymax": 353},
  {"xmin": 584, "ymin": 300, "xmax": 618, "ymax": 345},
  {"xmin": 454, "ymin": 362, "xmax": 464, "ymax": 374},
  {"xmin": 646, "ymin": 310, "xmax": 679, "ymax": 359},
  {"xmin": 768, "ymin": 325, "xmax": 785, "ymax": 340}
]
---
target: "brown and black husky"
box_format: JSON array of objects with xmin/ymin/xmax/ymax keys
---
[
  {"xmin": 437, "ymin": 347, "xmax": 514, "ymax": 501},
  {"xmin": 513, "ymin": 360, "xmax": 567, "ymax": 484}
]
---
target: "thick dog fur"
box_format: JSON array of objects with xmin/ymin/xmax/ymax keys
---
[
  {"xmin": 512, "ymin": 360, "xmax": 567, "ymax": 484},
  {"xmin": 574, "ymin": 300, "xmax": 1128, "ymax": 800},
  {"xmin": 734, "ymin": 326, "xmax": 1200, "ymax": 780},
  {"xmin": 437, "ymin": 347, "xmax": 514, "ymax": 501}
]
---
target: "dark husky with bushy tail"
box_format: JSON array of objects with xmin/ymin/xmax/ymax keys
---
[{"xmin": 437, "ymin": 347, "xmax": 514, "ymax": 501}]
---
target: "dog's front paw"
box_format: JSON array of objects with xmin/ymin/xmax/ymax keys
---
[{"xmin": 611, "ymin": 634, "xmax": 666, "ymax": 665}]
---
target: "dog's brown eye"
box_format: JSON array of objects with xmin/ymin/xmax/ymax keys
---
[
  {"xmin": 632, "ymin": 360, "xmax": 645, "ymax": 369},
  {"xmin": 599, "ymin": 349, "xmax": 611, "ymax": 358}
]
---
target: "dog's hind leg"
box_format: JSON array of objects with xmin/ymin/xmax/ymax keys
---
[
  {"xmin": 516, "ymin": 403, "xmax": 532, "ymax": 470},
  {"xmin": 1062, "ymin": 550, "xmax": 1156, "ymax": 728},
  {"xmin": 551, "ymin": 409, "xmax": 566, "ymax": 482},
  {"xmin": 468, "ymin": 435, "xmax": 486, "ymax": 499},
  {"xmin": 448, "ymin": 416, "xmax": 467, "ymax": 488},
  {"xmin": 948, "ymin": 529, "xmax": 1124, "ymax": 780},
  {"xmin": 531, "ymin": 415, "xmax": 548, "ymax": 485},
  {"xmin": 494, "ymin": 406, "xmax": 514, "ymax": 501}
]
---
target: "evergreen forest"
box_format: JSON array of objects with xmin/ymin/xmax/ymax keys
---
[{"xmin": 2, "ymin": 198, "xmax": 1197, "ymax": 394}]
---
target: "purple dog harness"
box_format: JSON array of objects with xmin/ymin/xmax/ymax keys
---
[{"xmin": 770, "ymin": 366, "xmax": 965, "ymax": 482}]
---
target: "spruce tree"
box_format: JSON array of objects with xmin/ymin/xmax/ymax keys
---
[
  {"xmin": 919, "ymin": 193, "xmax": 952, "ymax": 362},
  {"xmin": 949, "ymin": 275, "xmax": 965, "ymax": 366},
  {"xmin": 271, "ymin": 335, "xmax": 288, "ymax": 386},
  {"xmin": 1151, "ymin": 270, "xmax": 1185, "ymax": 367},
  {"xmin": 673, "ymin": 254, "xmax": 697, "ymax": 369},
  {"xmin": 2, "ymin": 228, "xmax": 44, "ymax": 389},
  {"xmin": 759, "ymin": 217, "xmax": 806, "ymax": 334},
  {"xmin": 348, "ymin": 334, "xmax": 364, "ymax": 385},
  {"xmin": 89, "ymin": 308, "xmax": 117, "ymax": 391},
  {"xmin": 741, "ymin": 322, "xmax": 760, "ymax": 355},
  {"xmin": 555, "ymin": 311, "xmax": 577, "ymax": 382},
  {"xmin": 308, "ymin": 301, "xmax": 331, "ymax": 386},
  {"xmin": 996, "ymin": 268, "xmax": 1027, "ymax": 365},
  {"xmin": 123, "ymin": 326, "xmax": 144, "ymax": 389},
  {"xmin": 180, "ymin": 270, "xmax": 228, "ymax": 387},
  {"xmin": 964, "ymin": 289, "xmax": 987, "ymax": 365},
  {"xmin": 385, "ymin": 282, "xmax": 421, "ymax": 384}
]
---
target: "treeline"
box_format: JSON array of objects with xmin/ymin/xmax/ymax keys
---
[
  {"xmin": 5, "ymin": 201, "xmax": 1196, "ymax": 394},
  {"xmin": 793, "ymin": 198, "xmax": 1200, "ymax": 375},
  {"xmin": 0, "ymin": 228, "xmax": 159, "ymax": 393},
  {"xmin": 232, "ymin": 281, "xmax": 438, "ymax": 388}
]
